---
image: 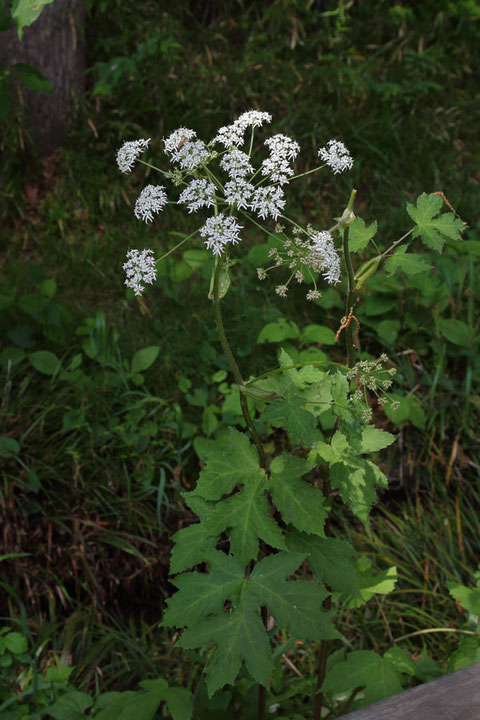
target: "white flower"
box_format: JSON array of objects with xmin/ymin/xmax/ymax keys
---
[
  {"xmin": 261, "ymin": 156, "xmax": 294, "ymax": 185},
  {"xmin": 306, "ymin": 289, "xmax": 322, "ymax": 301},
  {"xmin": 265, "ymin": 134, "xmax": 300, "ymax": 161},
  {"xmin": 163, "ymin": 129, "xmax": 209, "ymax": 169},
  {"xmin": 306, "ymin": 230, "xmax": 341, "ymax": 284},
  {"xmin": 224, "ymin": 179, "xmax": 254, "ymax": 209},
  {"xmin": 163, "ymin": 128, "xmax": 197, "ymax": 158},
  {"xmin": 250, "ymin": 186, "xmax": 286, "ymax": 220},
  {"xmin": 220, "ymin": 149, "xmax": 254, "ymax": 178},
  {"xmin": 318, "ymin": 139, "xmax": 353, "ymax": 174},
  {"xmin": 199, "ymin": 214, "xmax": 243, "ymax": 256},
  {"xmin": 275, "ymin": 285, "xmax": 288, "ymax": 297},
  {"xmin": 178, "ymin": 179, "xmax": 217, "ymax": 213},
  {"xmin": 123, "ymin": 249, "xmax": 157, "ymax": 296},
  {"xmin": 116, "ymin": 138, "xmax": 150, "ymax": 174},
  {"xmin": 134, "ymin": 185, "xmax": 168, "ymax": 223},
  {"xmin": 236, "ymin": 110, "xmax": 272, "ymax": 130},
  {"xmin": 212, "ymin": 123, "xmax": 245, "ymax": 148}
]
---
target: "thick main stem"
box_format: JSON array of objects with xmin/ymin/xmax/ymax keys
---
[
  {"xmin": 212, "ymin": 257, "xmax": 266, "ymax": 467},
  {"xmin": 315, "ymin": 190, "xmax": 358, "ymax": 720},
  {"xmin": 212, "ymin": 256, "xmax": 267, "ymax": 720}
]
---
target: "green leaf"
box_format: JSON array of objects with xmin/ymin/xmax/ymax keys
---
[
  {"xmin": 438, "ymin": 317, "xmax": 472, "ymax": 348},
  {"xmin": 321, "ymin": 650, "xmax": 404, "ymax": 709},
  {"xmin": 193, "ymin": 428, "xmax": 264, "ymax": 500},
  {"xmin": 269, "ymin": 455, "xmax": 327, "ymax": 536},
  {"xmin": 131, "ymin": 346, "xmax": 160, "ymax": 373},
  {"xmin": 383, "ymin": 646, "xmax": 416, "ymax": 676},
  {"xmin": 447, "ymin": 637, "xmax": 480, "ymax": 673},
  {"xmin": 249, "ymin": 552, "xmax": 342, "ymax": 641},
  {"xmin": 4, "ymin": 632, "xmax": 27, "ymax": 654},
  {"xmin": 257, "ymin": 318, "xmax": 300, "ymax": 343},
  {"xmin": 97, "ymin": 679, "xmax": 168, "ymax": 720},
  {"xmin": 0, "ymin": 437, "xmax": 20, "ymax": 458},
  {"xmin": 29, "ymin": 350, "xmax": 61, "ymax": 375},
  {"xmin": 11, "ymin": 0, "xmax": 55, "ymax": 39},
  {"xmin": 47, "ymin": 691, "xmax": 93, "ymax": 720},
  {"xmin": 385, "ymin": 246, "xmax": 432, "ymax": 276},
  {"xmin": 285, "ymin": 529, "xmax": 363, "ymax": 598},
  {"xmin": 315, "ymin": 432, "xmax": 389, "ymax": 524},
  {"xmin": 207, "ymin": 469, "xmax": 287, "ymax": 567},
  {"xmin": 172, "ymin": 551, "xmax": 341, "ymax": 698},
  {"xmin": 406, "ymin": 193, "xmax": 465, "ymax": 252},
  {"xmin": 202, "ymin": 405, "xmax": 219, "ymax": 436},
  {"xmin": 446, "ymin": 578, "xmax": 480, "ymax": 617},
  {"xmin": 348, "ymin": 218, "xmax": 378, "ymax": 252},
  {"xmin": 299, "ymin": 324, "xmax": 336, "ymax": 346},
  {"xmin": 376, "ymin": 319, "xmax": 401, "ymax": 344},
  {"xmin": 164, "ymin": 551, "xmax": 244, "ymax": 628},
  {"xmin": 169, "ymin": 521, "xmax": 218, "ymax": 574},
  {"xmin": 360, "ymin": 427, "xmax": 396, "ymax": 453},
  {"xmin": 260, "ymin": 396, "xmax": 316, "ymax": 446},
  {"xmin": 163, "ymin": 686, "xmax": 194, "ymax": 720},
  {"xmin": 183, "ymin": 248, "xmax": 209, "ymax": 269},
  {"xmin": 13, "ymin": 63, "xmax": 53, "ymax": 93},
  {"xmin": 383, "ymin": 393, "xmax": 426, "ymax": 429},
  {"xmin": 178, "ymin": 595, "xmax": 272, "ymax": 698},
  {"xmin": 177, "ymin": 430, "xmax": 286, "ymax": 568}
]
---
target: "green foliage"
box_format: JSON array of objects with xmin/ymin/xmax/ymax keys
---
[
  {"xmin": 10, "ymin": 0, "xmax": 55, "ymax": 39},
  {"xmin": 406, "ymin": 193, "xmax": 465, "ymax": 253}
]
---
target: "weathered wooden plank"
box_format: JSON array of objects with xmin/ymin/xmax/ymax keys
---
[{"xmin": 344, "ymin": 662, "xmax": 480, "ymax": 719}]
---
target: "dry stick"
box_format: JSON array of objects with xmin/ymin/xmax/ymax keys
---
[
  {"xmin": 315, "ymin": 191, "xmax": 358, "ymax": 720},
  {"xmin": 212, "ymin": 256, "xmax": 267, "ymax": 720}
]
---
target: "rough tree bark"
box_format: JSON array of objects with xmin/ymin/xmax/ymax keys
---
[{"xmin": 1, "ymin": 0, "xmax": 86, "ymax": 154}]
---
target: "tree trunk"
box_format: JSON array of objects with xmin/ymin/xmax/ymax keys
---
[{"xmin": 1, "ymin": 0, "xmax": 86, "ymax": 154}]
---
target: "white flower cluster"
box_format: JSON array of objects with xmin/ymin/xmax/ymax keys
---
[
  {"xmin": 220, "ymin": 149, "xmax": 254, "ymax": 178},
  {"xmin": 261, "ymin": 133, "xmax": 300, "ymax": 185},
  {"xmin": 250, "ymin": 186, "xmax": 286, "ymax": 220},
  {"xmin": 163, "ymin": 128, "xmax": 196, "ymax": 158},
  {"xmin": 123, "ymin": 249, "xmax": 157, "ymax": 296},
  {"xmin": 178, "ymin": 178, "xmax": 217, "ymax": 213},
  {"xmin": 199, "ymin": 214, "xmax": 243, "ymax": 255},
  {"xmin": 318, "ymin": 139, "xmax": 353, "ymax": 174},
  {"xmin": 224, "ymin": 179, "xmax": 254, "ymax": 210},
  {"xmin": 163, "ymin": 128, "xmax": 209, "ymax": 169},
  {"xmin": 213, "ymin": 109, "xmax": 272, "ymax": 148},
  {"xmin": 306, "ymin": 230, "xmax": 341, "ymax": 285},
  {"xmin": 116, "ymin": 138, "xmax": 150, "ymax": 174},
  {"xmin": 134, "ymin": 185, "xmax": 168, "ymax": 223}
]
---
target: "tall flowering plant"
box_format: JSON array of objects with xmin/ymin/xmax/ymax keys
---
[{"xmin": 116, "ymin": 111, "xmax": 465, "ymax": 719}]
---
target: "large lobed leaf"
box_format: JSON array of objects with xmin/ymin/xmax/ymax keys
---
[
  {"xmin": 406, "ymin": 193, "xmax": 465, "ymax": 252},
  {"xmin": 165, "ymin": 551, "xmax": 342, "ymax": 697}
]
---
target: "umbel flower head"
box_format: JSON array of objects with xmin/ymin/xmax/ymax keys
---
[
  {"xmin": 318, "ymin": 139, "xmax": 353, "ymax": 174},
  {"xmin": 116, "ymin": 138, "xmax": 150, "ymax": 173},
  {"xmin": 199, "ymin": 214, "xmax": 243, "ymax": 256},
  {"xmin": 123, "ymin": 249, "xmax": 157, "ymax": 296},
  {"xmin": 178, "ymin": 178, "xmax": 217, "ymax": 213},
  {"xmin": 134, "ymin": 185, "xmax": 168, "ymax": 223}
]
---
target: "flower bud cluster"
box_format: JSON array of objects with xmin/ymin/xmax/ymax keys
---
[
  {"xmin": 256, "ymin": 226, "xmax": 341, "ymax": 301},
  {"xmin": 346, "ymin": 354, "xmax": 399, "ymax": 419}
]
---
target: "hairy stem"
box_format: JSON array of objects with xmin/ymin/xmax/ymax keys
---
[{"xmin": 212, "ymin": 257, "xmax": 268, "ymax": 719}]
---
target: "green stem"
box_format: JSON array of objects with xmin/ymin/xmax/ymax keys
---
[
  {"xmin": 341, "ymin": 189, "xmax": 357, "ymax": 369},
  {"xmin": 212, "ymin": 257, "xmax": 266, "ymax": 468}
]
